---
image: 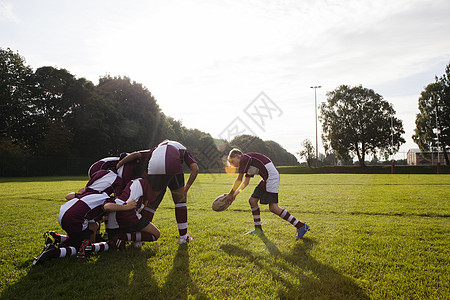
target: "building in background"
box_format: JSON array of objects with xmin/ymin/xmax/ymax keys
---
[{"xmin": 407, "ymin": 149, "xmax": 446, "ymax": 165}]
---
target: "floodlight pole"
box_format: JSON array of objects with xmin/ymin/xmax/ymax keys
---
[
  {"xmin": 391, "ymin": 114, "xmax": 395, "ymax": 174},
  {"xmin": 436, "ymin": 103, "xmax": 441, "ymax": 174},
  {"xmin": 311, "ymin": 86, "xmax": 321, "ymax": 167}
]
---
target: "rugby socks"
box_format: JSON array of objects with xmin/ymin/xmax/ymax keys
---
[
  {"xmin": 53, "ymin": 246, "xmax": 77, "ymax": 258},
  {"xmin": 88, "ymin": 242, "xmax": 109, "ymax": 252},
  {"xmin": 142, "ymin": 207, "xmax": 156, "ymax": 222},
  {"xmin": 175, "ymin": 202, "xmax": 188, "ymax": 239},
  {"xmin": 49, "ymin": 232, "xmax": 68, "ymax": 244},
  {"xmin": 53, "ymin": 242, "xmax": 110, "ymax": 258},
  {"xmin": 117, "ymin": 232, "xmax": 158, "ymax": 242},
  {"xmin": 251, "ymin": 205, "xmax": 263, "ymax": 231},
  {"xmin": 279, "ymin": 209, "xmax": 304, "ymax": 228},
  {"xmin": 58, "ymin": 234, "xmax": 69, "ymax": 244}
]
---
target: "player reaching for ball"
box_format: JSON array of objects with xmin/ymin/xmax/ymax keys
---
[{"xmin": 224, "ymin": 149, "xmax": 310, "ymax": 238}]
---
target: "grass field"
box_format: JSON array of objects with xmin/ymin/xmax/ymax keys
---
[{"xmin": 0, "ymin": 174, "xmax": 449, "ymax": 299}]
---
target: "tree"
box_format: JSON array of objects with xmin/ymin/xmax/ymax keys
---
[
  {"xmin": 320, "ymin": 85, "xmax": 405, "ymax": 167},
  {"xmin": 265, "ymin": 140, "xmax": 299, "ymax": 166},
  {"xmin": 412, "ymin": 63, "xmax": 450, "ymax": 165},
  {"xmin": 298, "ymin": 139, "xmax": 315, "ymax": 168},
  {"xmin": 33, "ymin": 66, "xmax": 93, "ymax": 156},
  {"xmin": 0, "ymin": 48, "xmax": 38, "ymax": 153},
  {"xmin": 230, "ymin": 134, "xmax": 298, "ymax": 166},
  {"xmin": 71, "ymin": 76, "xmax": 164, "ymax": 157}
]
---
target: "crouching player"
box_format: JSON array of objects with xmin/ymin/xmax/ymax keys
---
[
  {"xmin": 33, "ymin": 191, "xmax": 114, "ymax": 265},
  {"xmin": 103, "ymin": 171, "xmax": 160, "ymax": 250},
  {"xmin": 224, "ymin": 149, "xmax": 310, "ymax": 238}
]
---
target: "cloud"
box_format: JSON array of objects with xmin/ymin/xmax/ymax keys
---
[{"xmin": 0, "ymin": 1, "xmax": 20, "ymax": 23}]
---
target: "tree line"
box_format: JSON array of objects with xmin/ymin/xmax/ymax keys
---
[
  {"xmin": 298, "ymin": 63, "xmax": 450, "ymax": 167},
  {"xmin": 0, "ymin": 48, "xmax": 298, "ymax": 172}
]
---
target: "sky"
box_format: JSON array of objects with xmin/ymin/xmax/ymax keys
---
[{"xmin": 1, "ymin": 0, "xmax": 450, "ymax": 162}]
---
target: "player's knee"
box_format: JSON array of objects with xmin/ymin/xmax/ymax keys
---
[
  {"xmin": 248, "ymin": 197, "xmax": 258, "ymax": 206},
  {"xmin": 172, "ymin": 188, "xmax": 186, "ymax": 204},
  {"xmin": 269, "ymin": 203, "xmax": 280, "ymax": 214}
]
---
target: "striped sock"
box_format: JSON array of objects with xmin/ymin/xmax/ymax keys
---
[
  {"xmin": 118, "ymin": 232, "xmax": 158, "ymax": 242},
  {"xmin": 89, "ymin": 242, "xmax": 109, "ymax": 252},
  {"xmin": 251, "ymin": 205, "xmax": 263, "ymax": 231},
  {"xmin": 279, "ymin": 209, "xmax": 304, "ymax": 228},
  {"xmin": 54, "ymin": 246, "xmax": 77, "ymax": 258},
  {"xmin": 175, "ymin": 202, "xmax": 188, "ymax": 238},
  {"xmin": 51, "ymin": 233, "xmax": 69, "ymax": 244}
]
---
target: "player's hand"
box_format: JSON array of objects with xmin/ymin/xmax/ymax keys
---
[
  {"xmin": 125, "ymin": 199, "xmax": 137, "ymax": 210},
  {"xmin": 224, "ymin": 193, "xmax": 234, "ymax": 204}
]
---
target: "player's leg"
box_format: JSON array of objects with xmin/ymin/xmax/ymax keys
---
[
  {"xmin": 142, "ymin": 189, "xmax": 165, "ymax": 222},
  {"xmin": 246, "ymin": 183, "xmax": 266, "ymax": 235},
  {"xmin": 114, "ymin": 218, "xmax": 160, "ymax": 248},
  {"xmin": 88, "ymin": 221, "xmax": 99, "ymax": 242},
  {"xmin": 169, "ymin": 174, "xmax": 192, "ymax": 244},
  {"xmin": 269, "ymin": 203, "xmax": 310, "ymax": 238},
  {"xmin": 34, "ymin": 230, "xmax": 87, "ymax": 264},
  {"xmin": 43, "ymin": 231, "xmax": 69, "ymax": 246},
  {"xmin": 247, "ymin": 196, "xmax": 264, "ymax": 234},
  {"xmin": 143, "ymin": 175, "xmax": 169, "ymax": 221}
]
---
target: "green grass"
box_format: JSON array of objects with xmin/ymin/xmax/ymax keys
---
[{"xmin": 0, "ymin": 174, "xmax": 449, "ymax": 299}]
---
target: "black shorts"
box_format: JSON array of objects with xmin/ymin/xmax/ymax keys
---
[
  {"xmin": 251, "ymin": 183, "xmax": 278, "ymax": 204},
  {"xmin": 148, "ymin": 189, "xmax": 166, "ymax": 209},
  {"xmin": 148, "ymin": 174, "xmax": 185, "ymax": 192},
  {"xmin": 107, "ymin": 217, "xmax": 150, "ymax": 240},
  {"xmin": 66, "ymin": 229, "xmax": 91, "ymax": 249}
]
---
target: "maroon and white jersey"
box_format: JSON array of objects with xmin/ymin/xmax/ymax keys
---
[
  {"xmin": 116, "ymin": 161, "xmax": 138, "ymax": 187},
  {"xmin": 147, "ymin": 141, "xmax": 196, "ymax": 175},
  {"xmin": 106, "ymin": 178, "xmax": 155, "ymax": 229},
  {"xmin": 59, "ymin": 192, "xmax": 110, "ymax": 233},
  {"xmin": 85, "ymin": 169, "xmax": 124, "ymax": 196},
  {"xmin": 88, "ymin": 157, "xmax": 119, "ymax": 179},
  {"xmin": 239, "ymin": 152, "xmax": 280, "ymax": 193}
]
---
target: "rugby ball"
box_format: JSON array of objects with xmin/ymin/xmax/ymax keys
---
[{"xmin": 212, "ymin": 194, "xmax": 230, "ymax": 212}]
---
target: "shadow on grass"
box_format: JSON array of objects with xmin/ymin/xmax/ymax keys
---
[
  {"xmin": 221, "ymin": 237, "xmax": 370, "ymax": 299},
  {"xmin": 0, "ymin": 243, "xmax": 206, "ymax": 300},
  {"xmin": 159, "ymin": 244, "xmax": 208, "ymax": 299}
]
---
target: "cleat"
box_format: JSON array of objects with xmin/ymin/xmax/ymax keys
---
[
  {"xmin": 43, "ymin": 231, "xmax": 59, "ymax": 246},
  {"xmin": 108, "ymin": 239, "xmax": 125, "ymax": 251},
  {"xmin": 178, "ymin": 235, "xmax": 193, "ymax": 245},
  {"xmin": 77, "ymin": 240, "xmax": 92, "ymax": 259},
  {"xmin": 245, "ymin": 229, "xmax": 264, "ymax": 236},
  {"xmin": 33, "ymin": 244, "xmax": 56, "ymax": 265},
  {"xmin": 296, "ymin": 224, "xmax": 310, "ymax": 239}
]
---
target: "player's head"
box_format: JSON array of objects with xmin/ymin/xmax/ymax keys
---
[
  {"xmin": 228, "ymin": 148, "xmax": 242, "ymax": 167},
  {"xmin": 133, "ymin": 159, "xmax": 148, "ymax": 178}
]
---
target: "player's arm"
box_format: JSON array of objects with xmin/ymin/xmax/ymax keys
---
[
  {"xmin": 65, "ymin": 192, "xmax": 76, "ymax": 200},
  {"xmin": 233, "ymin": 176, "xmax": 250, "ymax": 198},
  {"xmin": 104, "ymin": 199, "xmax": 137, "ymax": 212},
  {"xmin": 65, "ymin": 186, "xmax": 87, "ymax": 200},
  {"xmin": 184, "ymin": 162, "xmax": 199, "ymax": 194},
  {"xmin": 116, "ymin": 151, "xmax": 142, "ymax": 169},
  {"xmin": 226, "ymin": 173, "xmax": 244, "ymax": 200}
]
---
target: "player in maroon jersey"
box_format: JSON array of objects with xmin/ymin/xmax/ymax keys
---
[
  {"xmin": 103, "ymin": 174, "xmax": 160, "ymax": 249},
  {"xmin": 88, "ymin": 156, "xmax": 120, "ymax": 179},
  {"xmin": 224, "ymin": 149, "xmax": 310, "ymax": 238},
  {"xmin": 116, "ymin": 140, "xmax": 199, "ymax": 244},
  {"xmin": 66, "ymin": 169, "xmax": 124, "ymax": 200},
  {"xmin": 32, "ymin": 190, "xmax": 117, "ymax": 265},
  {"xmin": 88, "ymin": 153, "xmax": 143, "ymax": 190}
]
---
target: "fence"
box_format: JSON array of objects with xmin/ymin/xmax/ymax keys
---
[{"xmin": 0, "ymin": 156, "xmax": 95, "ymax": 177}]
